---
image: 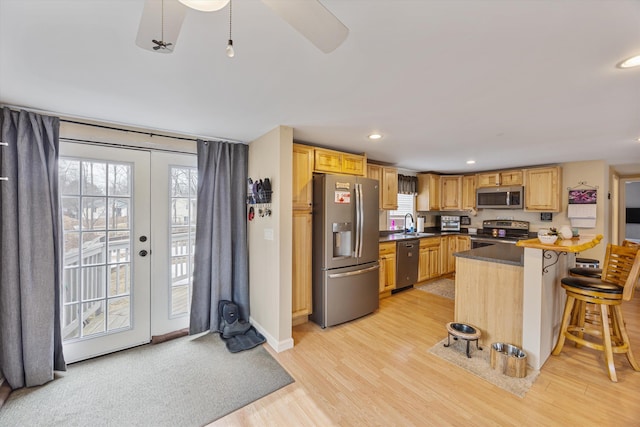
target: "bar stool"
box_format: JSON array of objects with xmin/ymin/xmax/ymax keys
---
[
  {"xmin": 552, "ymin": 244, "xmax": 640, "ymax": 382},
  {"xmin": 569, "ymin": 240, "xmax": 640, "ymax": 280}
]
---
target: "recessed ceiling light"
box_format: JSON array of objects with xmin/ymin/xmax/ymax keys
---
[
  {"xmin": 466, "ymin": 160, "xmax": 476, "ymax": 165},
  {"xmin": 368, "ymin": 133, "xmax": 382, "ymax": 140},
  {"xmin": 617, "ymin": 55, "xmax": 640, "ymax": 69}
]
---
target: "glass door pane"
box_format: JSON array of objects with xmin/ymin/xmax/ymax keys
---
[
  {"xmin": 150, "ymin": 152, "xmax": 197, "ymax": 336},
  {"xmin": 60, "ymin": 142, "xmax": 150, "ymax": 363},
  {"xmin": 169, "ymin": 166, "xmax": 197, "ymax": 316}
]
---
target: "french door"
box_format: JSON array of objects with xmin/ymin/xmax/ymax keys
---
[
  {"xmin": 59, "ymin": 142, "xmax": 197, "ymax": 363},
  {"xmin": 150, "ymin": 152, "xmax": 198, "ymax": 336}
]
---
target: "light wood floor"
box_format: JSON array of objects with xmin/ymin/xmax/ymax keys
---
[{"xmin": 211, "ymin": 288, "xmax": 640, "ymax": 426}]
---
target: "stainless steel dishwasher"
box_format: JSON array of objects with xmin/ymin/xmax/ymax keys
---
[{"xmin": 395, "ymin": 239, "xmax": 419, "ymax": 291}]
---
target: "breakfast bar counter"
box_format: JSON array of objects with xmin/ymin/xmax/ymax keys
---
[
  {"xmin": 454, "ymin": 234, "xmax": 603, "ymax": 370},
  {"xmin": 515, "ymin": 234, "xmax": 603, "ymax": 369}
]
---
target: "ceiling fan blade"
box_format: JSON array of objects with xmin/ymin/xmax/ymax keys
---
[
  {"xmin": 261, "ymin": 0, "xmax": 348, "ymax": 53},
  {"xmin": 178, "ymin": 0, "xmax": 229, "ymax": 12},
  {"xmin": 136, "ymin": 0, "xmax": 187, "ymax": 53}
]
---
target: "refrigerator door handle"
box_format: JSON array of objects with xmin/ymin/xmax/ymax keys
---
[
  {"xmin": 354, "ymin": 183, "xmax": 361, "ymax": 258},
  {"xmin": 358, "ymin": 184, "xmax": 364, "ymax": 258},
  {"xmin": 328, "ymin": 264, "xmax": 380, "ymax": 279},
  {"xmin": 357, "ymin": 182, "xmax": 364, "ymax": 258}
]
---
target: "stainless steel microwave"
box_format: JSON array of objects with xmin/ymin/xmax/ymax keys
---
[{"xmin": 476, "ymin": 186, "xmax": 524, "ymax": 209}]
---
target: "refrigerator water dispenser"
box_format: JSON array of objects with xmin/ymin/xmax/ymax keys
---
[{"xmin": 332, "ymin": 222, "xmax": 352, "ymax": 258}]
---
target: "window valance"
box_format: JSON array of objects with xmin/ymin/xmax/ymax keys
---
[{"xmin": 398, "ymin": 174, "xmax": 417, "ymax": 195}]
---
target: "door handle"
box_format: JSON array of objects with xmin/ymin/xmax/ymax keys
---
[
  {"xmin": 139, "ymin": 249, "xmax": 149, "ymax": 257},
  {"xmin": 328, "ymin": 264, "xmax": 379, "ymax": 279}
]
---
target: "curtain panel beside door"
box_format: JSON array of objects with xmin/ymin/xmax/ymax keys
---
[
  {"xmin": 0, "ymin": 108, "xmax": 66, "ymax": 389},
  {"xmin": 190, "ymin": 140, "xmax": 249, "ymax": 335}
]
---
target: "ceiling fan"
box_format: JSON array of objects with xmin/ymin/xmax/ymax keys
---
[
  {"xmin": 135, "ymin": 0, "xmax": 349, "ymax": 55},
  {"xmin": 152, "ymin": 39, "xmax": 173, "ymax": 51}
]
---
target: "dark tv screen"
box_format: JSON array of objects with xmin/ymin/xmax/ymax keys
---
[{"xmin": 627, "ymin": 208, "xmax": 640, "ymax": 224}]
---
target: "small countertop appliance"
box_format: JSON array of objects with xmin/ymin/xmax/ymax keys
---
[{"xmin": 440, "ymin": 215, "xmax": 461, "ymax": 232}]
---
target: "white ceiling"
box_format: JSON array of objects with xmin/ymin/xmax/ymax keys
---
[{"xmin": 1, "ymin": 0, "xmax": 639, "ymax": 175}]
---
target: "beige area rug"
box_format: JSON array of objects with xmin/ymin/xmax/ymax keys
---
[
  {"xmin": 428, "ymin": 337, "xmax": 540, "ymax": 398},
  {"xmin": 416, "ymin": 278, "xmax": 455, "ymax": 300},
  {"xmin": 0, "ymin": 333, "xmax": 293, "ymax": 426}
]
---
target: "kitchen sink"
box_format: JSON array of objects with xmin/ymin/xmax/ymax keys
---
[{"xmin": 393, "ymin": 232, "xmax": 436, "ymax": 238}]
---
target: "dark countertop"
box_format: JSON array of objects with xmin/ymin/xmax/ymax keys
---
[
  {"xmin": 454, "ymin": 243, "xmax": 524, "ymax": 267},
  {"xmin": 378, "ymin": 228, "xmax": 471, "ymax": 243},
  {"xmin": 378, "ymin": 232, "xmax": 439, "ymax": 242},
  {"xmin": 378, "ymin": 227, "xmax": 538, "ymax": 244}
]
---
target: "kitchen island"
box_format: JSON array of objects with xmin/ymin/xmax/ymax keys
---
[{"xmin": 454, "ymin": 235, "xmax": 603, "ymax": 370}]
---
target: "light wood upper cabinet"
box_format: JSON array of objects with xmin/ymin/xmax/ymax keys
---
[
  {"xmin": 314, "ymin": 147, "xmax": 366, "ymax": 176},
  {"xmin": 524, "ymin": 166, "xmax": 561, "ymax": 212},
  {"xmin": 440, "ymin": 175, "xmax": 463, "ymax": 210},
  {"xmin": 367, "ymin": 164, "xmax": 398, "ymax": 210},
  {"xmin": 382, "ymin": 167, "xmax": 398, "ymax": 210},
  {"xmin": 292, "ymin": 144, "xmax": 314, "ymax": 210},
  {"xmin": 417, "ymin": 173, "xmax": 440, "ymax": 211},
  {"xmin": 462, "ymin": 175, "xmax": 477, "ymax": 210},
  {"xmin": 342, "ymin": 153, "xmax": 366, "ymax": 176},
  {"xmin": 314, "ymin": 149, "xmax": 342, "ymax": 173},
  {"xmin": 292, "ymin": 210, "xmax": 313, "ymax": 318},
  {"xmin": 477, "ymin": 169, "xmax": 523, "ymax": 188},
  {"xmin": 367, "ymin": 164, "xmax": 382, "ymax": 207},
  {"xmin": 379, "ymin": 242, "xmax": 396, "ymax": 294}
]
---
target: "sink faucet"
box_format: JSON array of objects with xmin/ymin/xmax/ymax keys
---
[{"xmin": 404, "ymin": 213, "xmax": 414, "ymax": 233}]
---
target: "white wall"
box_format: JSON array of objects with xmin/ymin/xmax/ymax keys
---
[{"xmin": 247, "ymin": 126, "xmax": 294, "ymax": 352}]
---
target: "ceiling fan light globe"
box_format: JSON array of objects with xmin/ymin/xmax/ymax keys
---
[{"xmin": 178, "ymin": 0, "xmax": 230, "ymax": 12}]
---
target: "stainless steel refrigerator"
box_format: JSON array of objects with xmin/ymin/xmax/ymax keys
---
[{"xmin": 311, "ymin": 174, "xmax": 380, "ymax": 328}]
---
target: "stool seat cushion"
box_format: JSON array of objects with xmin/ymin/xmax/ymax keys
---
[
  {"xmin": 561, "ymin": 277, "xmax": 623, "ymax": 294},
  {"xmin": 569, "ymin": 267, "xmax": 602, "ymax": 278}
]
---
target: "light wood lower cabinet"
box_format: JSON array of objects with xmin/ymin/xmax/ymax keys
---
[
  {"xmin": 292, "ymin": 210, "xmax": 313, "ymax": 318},
  {"xmin": 440, "ymin": 235, "xmax": 457, "ymax": 274},
  {"xmin": 418, "ymin": 238, "xmax": 441, "ymax": 282},
  {"xmin": 438, "ymin": 235, "xmax": 470, "ymax": 275},
  {"xmin": 456, "ymin": 235, "xmax": 471, "ymax": 252},
  {"xmin": 455, "ymin": 256, "xmax": 524, "ymax": 346},
  {"xmin": 379, "ymin": 242, "xmax": 396, "ymax": 294}
]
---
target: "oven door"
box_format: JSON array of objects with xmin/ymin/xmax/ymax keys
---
[
  {"xmin": 471, "ymin": 240, "xmax": 495, "ymax": 249},
  {"xmin": 470, "ymin": 236, "xmax": 519, "ymax": 248}
]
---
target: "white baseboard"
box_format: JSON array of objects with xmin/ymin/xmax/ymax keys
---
[{"xmin": 250, "ymin": 317, "xmax": 294, "ymax": 353}]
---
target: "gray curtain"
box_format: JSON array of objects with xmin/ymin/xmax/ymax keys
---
[
  {"xmin": 190, "ymin": 140, "xmax": 249, "ymax": 335},
  {"xmin": 0, "ymin": 108, "xmax": 66, "ymax": 389}
]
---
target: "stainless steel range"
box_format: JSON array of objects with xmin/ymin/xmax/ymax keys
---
[{"xmin": 470, "ymin": 220, "xmax": 530, "ymax": 248}]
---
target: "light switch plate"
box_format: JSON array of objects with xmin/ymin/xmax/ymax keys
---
[{"xmin": 264, "ymin": 228, "xmax": 274, "ymax": 240}]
